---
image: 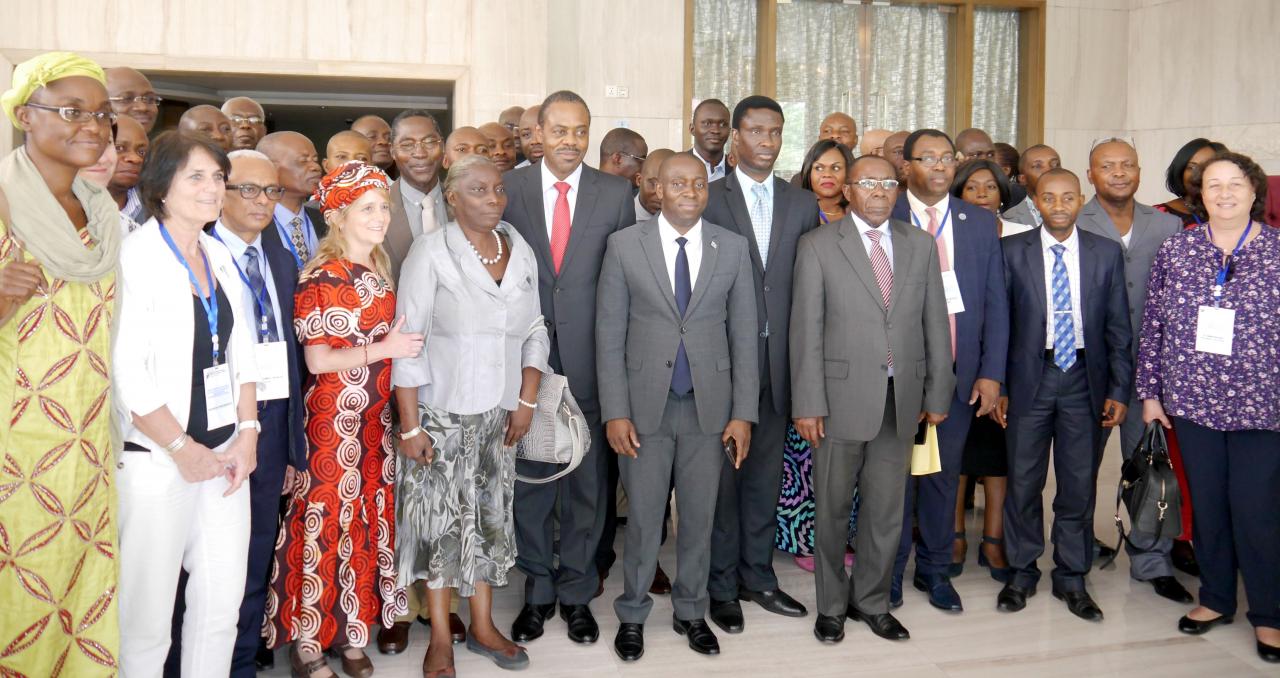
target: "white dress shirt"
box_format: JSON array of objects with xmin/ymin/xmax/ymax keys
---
[
  {"xmin": 906, "ymin": 190, "xmax": 954, "ymax": 266},
  {"xmin": 1000, "ymin": 219, "xmax": 1035, "ymax": 238},
  {"xmin": 541, "ymin": 160, "xmax": 584, "ymax": 240},
  {"xmin": 657, "ymin": 214, "xmax": 703, "ymax": 293},
  {"xmin": 851, "ymin": 213, "xmax": 895, "ymax": 271},
  {"xmin": 692, "ymin": 146, "xmax": 727, "ymax": 182},
  {"xmin": 212, "ymin": 221, "xmax": 284, "ymax": 341},
  {"xmin": 735, "ymin": 166, "xmax": 773, "ymax": 261},
  {"xmin": 1041, "ymin": 226, "xmax": 1085, "ymax": 349}
]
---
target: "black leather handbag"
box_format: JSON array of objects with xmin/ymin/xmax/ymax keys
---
[{"xmin": 1100, "ymin": 422, "xmax": 1183, "ymax": 568}]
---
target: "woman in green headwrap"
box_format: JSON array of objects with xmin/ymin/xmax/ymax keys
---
[{"xmin": 0, "ymin": 51, "xmax": 124, "ymax": 676}]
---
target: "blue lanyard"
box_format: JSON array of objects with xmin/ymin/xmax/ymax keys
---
[
  {"xmin": 1205, "ymin": 219, "xmax": 1252, "ymax": 306},
  {"xmin": 210, "ymin": 229, "xmax": 274, "ymax": 341},
  {"xmin": 159, "ymin": 223, "xmax": 221, "ymax": 364},
  {"xmin": 818, "ymin": 211, "xmax": 830, "ymax": 225},
  {"xmin": 274, "ymin": 216, "xmax": 307, "ymax": 270},
  {"xmin": 910, "ymin": 203, "xmax": 951, "ymax": 241}
]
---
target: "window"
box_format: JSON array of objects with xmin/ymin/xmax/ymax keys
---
[
  {"xmin": 972, "ymin": 7, "xmax": 1022, "ymax": 146},
  {"xmin": 692, "ymin": 0, "xmax": 758, "ymax": 115}
]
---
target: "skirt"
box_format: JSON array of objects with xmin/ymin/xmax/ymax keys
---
[
  {"xmin": 961, "ymin": 412, "xmax": 1008, "ymax": 477},
  {"xmin": 775, "ymin": 424, "xmax": 859, "ymax": 556}
]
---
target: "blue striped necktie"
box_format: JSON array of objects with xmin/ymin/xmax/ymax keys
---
[
  {"xmin": 243, "ymin": 246, "xmax": 280, "ymax": 342},
  {"xmin": 1050, "ymin": 244, "xmax": 1077, "ymax": 370}
]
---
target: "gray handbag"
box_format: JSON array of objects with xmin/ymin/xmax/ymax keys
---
[{"xmin": 515, "ymin": 372, "xmax": 591, "ymax": 484}]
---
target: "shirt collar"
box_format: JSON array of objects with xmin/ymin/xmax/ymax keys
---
[
  {"xmin": 1040, "ymin": 225, "xmax": 1079, "ymax": 253},
  {"xmin": 213, "ymin": 220, "xmax": 262, "ymax": 258},
  {"xmin": 541, "ymin": 160, "xmax": 584, "ymax": 194},
  {"xmin": 273, "ymin": 202, "xmax": 306, "ymax": 224},
  {"xmin": 657, "ymin": 213, "xmax": 703, "ymax": 245},
  {"xmin": 634, "ymin": 193, "xmax": 654, "ymax": 220},
  {"xmin": 851, "ymin": 212, "xmax": 891, "ymax": 239},
  {"xmin": 399, "ymin": 178, "xmax": 438, "ymax": 207},
  {"xmin": 691, "ymin": 146, "xmax": 726, "ymax": 173},
  {"xmin": 906, "ymin": 190, "xmax": 949, "ymax": 218},
  {"xmin": 735, "ymin": 166, "xmax": 773, "ymax": 201}
]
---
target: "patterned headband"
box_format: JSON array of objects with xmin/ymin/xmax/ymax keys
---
[{"xmin": 312, "ymin": 161, "xmax": 390, "ymax": 216}]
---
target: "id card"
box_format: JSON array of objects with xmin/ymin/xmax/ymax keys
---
[
  {"xmin": 1195, "ymin": 305, "xmax": 1235, "ymax": 356},
  {"xmin": 203, "ymin": 363, "xmax": 236, "ymax": 429},
  {"xmin": 941, "ymin": 271, "xmax": 966, "ymax": 314},
  {"xmin": 254, "ymin": 341, "xmax": 290, "ymax": 401}
]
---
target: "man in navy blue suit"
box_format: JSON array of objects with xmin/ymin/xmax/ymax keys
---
[
  {"xmin": 993, "ymin": 168, "xmax": 1131, "ymax": 622},
  {"xmin": 890, "ymin": 129, "xmax": 1008, "ymax": 612}
]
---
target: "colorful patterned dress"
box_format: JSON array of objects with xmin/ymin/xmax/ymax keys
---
[
  {"xmin": 775, "ymin": 426, "xmax": 859, "ymax": 557},
  {"xmin": 0, "ymin": 222, "xmax": 118, "ymax": 676},
  {"xmin": 265, "ymin": 259, "xmax": 400, "ymax": 654}
]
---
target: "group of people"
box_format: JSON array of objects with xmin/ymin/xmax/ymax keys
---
[{"xmin": 0, "ymin": 49, "xmax": 1277, "ymax": 678}]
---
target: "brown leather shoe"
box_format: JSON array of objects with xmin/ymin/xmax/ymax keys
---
[
  {"xmin": 649, "ymin": 563, "xmax": 672, "ymax": 595},
  {"xmin": 417, "ymin": 613, "xmax": 467, "ymax": 644},
  {"xmin": 327, "ymin": 645, "xmax": 374, "ymax": 678},
  {"xmin": 289, "ymin": 644, "xmax": 332, "ymax": 678},
  {"xmin": 376, "ymin": 621, "xmax": 411, "ymax": 655}
]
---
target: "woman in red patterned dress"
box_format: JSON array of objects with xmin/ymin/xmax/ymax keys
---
[{"xmin": 265, "ymin": 162, "xmax": 424, "ymax": 678}]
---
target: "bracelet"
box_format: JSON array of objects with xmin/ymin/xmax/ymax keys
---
[
  {"xmin": 400, "ymin": 426, "xmax": 424, "ymax": 441},
  {"xmin": 164, "ymin": 433, "xmax": 189, "ymax": 454},
  {"xmin": 363, "ymin": 344, "xmax": 369, "ymax": 366},
  {"xmin": 237, "ymin": 420, "xmax": 261, "ymax": 433},
  {"xmin": 518, "ymin": 398, "xmax": 538, "ymax": 410}
]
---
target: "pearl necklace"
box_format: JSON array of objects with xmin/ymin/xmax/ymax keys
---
[{"xmin": 466, "ymin": 229, "xmax": 504, "ymax": 265}]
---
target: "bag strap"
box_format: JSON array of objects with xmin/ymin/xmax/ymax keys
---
[{"xmin": 515, "ymin": 403, "xmax": 588, "ymax": 485}]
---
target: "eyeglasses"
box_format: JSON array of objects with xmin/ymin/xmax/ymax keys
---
[
  {"xmin": 851, "ymin": 178, "xmax": 900, "ymax": 191},
  {"xmin": 910, "ymin": 155, "xmax": 957, "ymax": 167},
  {"xmin": 226, "ymin": 183, "xmax": 286, "ymax": 200},
  {"xmin": 617, "ymin": 151, "xmax": 646, "ymax": 163},
  {"xmin": 23, "ymin": 102, "xmax": 117, "ymax": 126},
  {"xmin": 108, "ymin": 95, "xmax": 164, "ymax": 106},
  {"xmin": 230, "ymin": 115, "xmax": 264, "ymax": 126},
  {"xmin": 395, "ymin": 138, "xmax": 442, "ymax": 153}
]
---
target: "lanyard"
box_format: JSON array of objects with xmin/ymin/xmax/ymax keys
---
[
  {"xmin": 159, "ymin": 223, "xmax": 221, "ymax": 364},
  {"xmin": 818, "ymin": 211, "xmax": 830, "ymax": 225},
  {"xmin": 1205, "ymin": 219, "xmax": 1252, "ymax": 306},
  {"xmin": 274, "ymin": 216, "xmax": 307, "ymax": 270},
  {"xmin": 910, "ymin": 203, "xmax": 951, "ymax": 241},
  {"xmin": 210, "ymin": 229, "xmax": 274, "ymax": 341}
]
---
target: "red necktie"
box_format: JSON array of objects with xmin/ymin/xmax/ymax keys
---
[
  {"xmin": 927, "ymin": 206, "xmax": 957, "ymax": 359},
  {"xmin": 550, "ymin": 181, "xmax": 571, "ymax": 273}
]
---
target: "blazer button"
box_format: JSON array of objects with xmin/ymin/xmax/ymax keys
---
[
  {"xmin": 666, "ymin": 360, "xmax": 673, "ymax": 367},
  {"xmin": 1127, "ymin": 281, "xmax": 1134, "ymax": 288},
  {"xmin": 554, "ymin": 286, "xmax": 562, "ymax": 293},
  {"xmin": 681, "ymin": 327, "xmax": 688, "ymax": 334},
  {"xmin": 763, "ymin": 285, "xmax": 771, "ymax": 292},
  {"xmin": 886, "ymin": 322, "xmax": 893, "ymax": 330},
  {"xmin": 880, "ymin": 364, "xmax": 888, "ymax": 371},
  {"xmin": 759, "ymin": 331, "xmax": 767, "ymax": 338}
]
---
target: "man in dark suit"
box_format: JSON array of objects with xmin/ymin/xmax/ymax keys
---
[
  {"xmin": 701, "ymin": 95, "xmax": 818, "ymax": 633},
  {"xmin": 258, "ymin": 131, "xmax": 328, "ymax": 269},
  {"xmin": 502, "ymin": 90, "xmax": 637, "ymax": 646},
  {"xmin": 890, "ymin": 129, "xmax": 1008, "ymax": 612},
  {"xmin": 993, "ymin": 168, "xmax": 1132, "ymax": 622}
]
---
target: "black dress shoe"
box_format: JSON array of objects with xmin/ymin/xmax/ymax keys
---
[
  {"xmin": 672, "ymin": 617, "xmax": 720, "ymax": 655},
  {"xmin": 613, "ymin": 623, "xmax": 644, "ymax": 662},
  {"xmin": 813, "ymin": 614, "xmax": 845, "ymax": 644},
  {"xmin": 1093, "ymin": 538, "xmax": 1117, "ymax": 566},
  {"xmin": 996, "ymin": 583, "xmax": 1034, "ymax": 612},
  {"xmin": 510, "ymin": 603, "xmax": 555, "ymax": 642},
  {"xmin": 847, "ymin": 607, "xmax": 910, "ymax": 641},
  {"xmin": 255, "ymin": 639, "xmax": 274, "ymax": 670},
  {"xmin": 559, "ymin": 604, "xmax": 599, "ymax": 644},
  {"xmin": 709, "ymin": 599, "xmax": 744, "ymax": 634},
  {"xmin": 1053, "ymin": 589, "xmax": 1103, "ymax": 621},
  {"xmin": 1177, "ymin": 613, "xmax": 1233, "ymax": 635},
  {"xmin": 376, "ymin": 621, "xmax": 412, "ymax": 655},
  {"xmin": 1172, "ymin": 539, "xmax": 1200, "ymax": 577},
  {"xmin": 739, "ymin": 588, "xmax": 808, "ymax": 617},
  {"xmin": 1149, "ymin": 576, "xmax": 1194, "ymax": 604},
  {"xmin": 1257, "ymin": 640, "xmax": 1280, "ymax": 663}
]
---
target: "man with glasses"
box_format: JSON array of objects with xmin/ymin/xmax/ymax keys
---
[
  {"xmin": 221, "ymin": 96, "xmax": 268, "ymax": 151},
  {"xmin": 890, "ymin": 129, "xmax": 1008, "ymax": 614},
  {"xmin": 257, "ymin": 131, "xmax": 327, "ymax": 269},
  {"xmin": 105, "ymin": 66, "xmax": 161, "ymax": 132},
  {"xmin": 689, "ymin": 99, "xmax": 730, "ymax": 182},
  {"xmin": 499, "ymin": 105, "xmax": 526, "ymax": 162},
  {"xmin": 955, "ymin": 128, "xmax": 996, "ymax": 162},
  {"xmin": 598, "ymin": 127, "xmax": 648, "ymax": 186},
  {"xmin": 378, "ymin": 109, "xmax": 448, "ymax": 283}
]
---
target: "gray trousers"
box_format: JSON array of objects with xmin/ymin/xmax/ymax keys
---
[
  {"xmin": 614, "ymin": 393, "xmax": 724, "ymax": 624},
  {"xmin": 1112, "ymin": 395, "xmax": 1174, "ymax": 580},
  {"xmin": 814, "ymin": 384, "xmax": 911, "ymax": 617}
]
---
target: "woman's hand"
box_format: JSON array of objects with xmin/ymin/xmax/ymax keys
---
[
  {"xmin": 1143, "ymin": 399, "xmax": 1171, "ymax": 428},
  {"xmin": 399, "ymin": 429, "xmax": 435, "ymax": 465},
  {"xmin": 505, "ymin": 405, "xmax": 535, "ymax": 447},
  {"xmin": 379, "ymin": 315, "xmax": 425, "ymax": 360},
  {"xmin": 219, "ymin": 432, "xmax": 258, "ymax": 496},
  {"xmin": 0, "ymin": 246, "xmax": 47, "ymax": 307},
  {"xmin": 170, "ymin": 440, "xmax": 225, "ymax": 484}
]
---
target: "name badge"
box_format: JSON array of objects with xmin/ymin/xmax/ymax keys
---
[
  {"xmin": 1195, "ymin": 305, "xmax": 1235, "ymax": 356},
  {"xmin": 941, "ymin": 271, "xmax": 966, "ymax": 314},
  {"xmin": 203, "ymin": 363, "xmax": 236, "ymax": 430},
  {"xmin": 254, "ymin": 341, "xmax": 290, "ymax": 401}
]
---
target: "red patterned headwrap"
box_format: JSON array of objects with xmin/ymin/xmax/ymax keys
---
[{"xmin": 312, "ymin": 161, "xmax": 390, "ymax": 218}]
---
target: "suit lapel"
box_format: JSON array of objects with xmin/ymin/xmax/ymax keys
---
[
  {"xmin": 766, "ymin": 177, "xmax": 788, "ymax": 270},
  {"xmin": 888, "ymin": 219, "xmax": 911, "ymax": 311},
  {"xmin": 1079, "ymin": 229, "xmax": 1097, "ymax": 316},
  {"xmin": 1026, "ymin": 233, "xmax": 1047, "ymax": 319},
  {"xmin": 386, "ymin": 181, "xmax": 413, "ymax": 263},
  {"xmin": 639, "ymin": 221, "xmax": 679, "ymax": 318},
  {"xmin": 520, "ymin": 166, "xmax": 554, "ymax": 276},
  {"xmin": 724, "ymin": 173, "xmax": 763, "ymax": 273},
  {"xmin": 559, "ymin": 167, "xmax": 600, "ymax": 276},
  {"xmin": 447, "ymin": 225, "xmax": 502, "ymax": 298},
  {"xmin": 1128, "ymin": 203, "xmax": 1156, "ymax": 252},
  {"xmin": 684, "ymin": 227, "xmax": 719, "ymax": 318},
  {"xmin": 835, "ymin": 217, "xmax": 887, "ymax": 313}
]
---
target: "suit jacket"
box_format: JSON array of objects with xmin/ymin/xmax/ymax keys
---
[
  {"xmin": 596, "ymin": 218, "xmax": 759, "ymax": 435},
  {"xmin": 790, "ymin": 216, "xmax": 955, "ymax": 441},
  {"xmin": 1002, "ymin": 196, "xmax": 1037, "ymax": 229},
  {"xmin": 703, "ymin": 171, "xmax": 819, "ymax": 413},
  {"xmin": 1001, "ymin": 227, "xmax": 1133, "ymax": 416},
  {"xmin": 1075, "ymin": 198, "xmax": 1181, "ymax": 361},
  {"xmin": 383, "ymin": 179, "xmax": 450, "ymax": 284},
  {"xmin": 892, "ymin": 194, "xmax": 1009, "ymax": 398},
  {"xmin": 503, "ymin": 161, "xmax": 637, "ymax": 410},
  {"xmin": 304, "ymin": 204, "xmax": 329, "ymax": 240},
  {"xmin": 259, "ymin": 224, "xmax": 309, "ymax": 470}
]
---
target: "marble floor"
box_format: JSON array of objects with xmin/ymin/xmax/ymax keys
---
[{"xmin": 261, "ymin": 433, "xmax": 1276, "ymax": 677}]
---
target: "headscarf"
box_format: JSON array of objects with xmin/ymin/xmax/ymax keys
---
[
  {"xmin": 312, "ymin": 161, "xmax": 390, "ymax": 220},
  {"xmin": 1, "ymin": 51, "xmax": 107, "ymax": 126}
]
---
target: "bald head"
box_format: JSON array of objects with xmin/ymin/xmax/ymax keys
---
[
  {"xmin": 883, "ymin": 131, "xmax": 910, "ymax": 182},
  {"xmin": 323, "ymin": 130, "xmax": 374, "ymax": 173},
  {"xmin": 221, "ymin": 96, "xmax": 267, "ymax": 150},
  {"xmin": 599, "ymin": 128, "xmax": 648, "ymax": 183},
  {"xmin": 955, "ymin": 128, "xmax": 995, "ymax": 161},
  {"xmin": 1018, "ymin": 144, "xmax": 1062, "ymax": 190},
  {"xmin": 258, "ymin": 131, "xmax": 323, "ymax": 205},
  {"xmin": 478, "ymin": 122, "xmax": 517, "ymax": 172},
  {"xmin": 518, "ymin": 105, "xmax": 543, "ymax": 163},
  {"xmin": 637, "ymin": 148, "xmax": 676, "ymax": 216},
  {"xmin": 352, "ymin": 114, "xmax": 394, "ymax": 169},
  {"xmin": 819, "ymin": 112, "xmax": 858, "ymax": 150},
  {"xmin": 499, "ymin": 106, "xmax": 526, "ymax": 156},
  {"xmin": 443, "ymin": 126, "xmax": 492, "ymax": 168},
  {"xmin": 860, "ymin": 129, "xmax": 892, "ymax": 158},
  {"xmin": 105, "ymin": 67, "xmax": 159, "ymax": 132},
  {"xmin": 179, "ymin": 105, "xmax": 233, "ymax": 151}
]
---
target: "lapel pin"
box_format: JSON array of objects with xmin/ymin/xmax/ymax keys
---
[{"xmin": 958, "ymin": 212, "xmax": 967, "ymax": 221}]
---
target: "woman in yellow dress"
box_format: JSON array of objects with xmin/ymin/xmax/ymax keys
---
[{"xmin": 0, "ymin": 52, "xmax": 124, "ymax": 676}]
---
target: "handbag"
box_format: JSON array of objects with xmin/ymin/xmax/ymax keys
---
[
  {"xmin": 515, "ymin": 372, "xmax": 591, "ymax": 485},
  {"xmin": 1100, "ymin": 422, "xmax": 1183, "ymax": 568}
]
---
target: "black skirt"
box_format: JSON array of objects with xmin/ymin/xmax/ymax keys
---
[{"xmin": 961, "ymin": 411, "xmax": 1008, "ymax": 477}]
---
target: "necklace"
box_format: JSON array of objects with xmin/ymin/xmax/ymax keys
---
[{"xmin": 466, "ymin": 229, "xmax": 504, "ymax": 265}]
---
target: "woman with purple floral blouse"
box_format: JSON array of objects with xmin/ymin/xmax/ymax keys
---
[{"xmin": 1136, "ymin": 151, "xmax": 1280, "ymax": 664}]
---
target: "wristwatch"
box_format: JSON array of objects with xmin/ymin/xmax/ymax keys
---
[{"xmin": 237, "ymin": 420, "xmax": 261, "ymax": 433}]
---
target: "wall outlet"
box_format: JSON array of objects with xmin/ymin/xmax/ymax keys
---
[{"xmin": 605, "ymin": 85, "xmax": 629, "ymax": 99}]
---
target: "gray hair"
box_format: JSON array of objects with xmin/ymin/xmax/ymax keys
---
[
  {"xmin": 442, "ymin": 154, "xmax": 501, "ymax": 197},
  {"xmin": 227, "ymin": 149, "xmax": 272, "ymax": 162}
]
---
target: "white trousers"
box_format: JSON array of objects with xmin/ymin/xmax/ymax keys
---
[{"xmin": 117, "ymin": 439, "xmax": 250, "ymax": 678}]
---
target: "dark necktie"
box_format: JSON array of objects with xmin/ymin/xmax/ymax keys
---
[
  {"xmin": 243, "ymin": 246, "xmax": 280, "ymax": 342},
  {"xmin": 671, "ymin": 236, "xmax": 693, "ymax": 395}
]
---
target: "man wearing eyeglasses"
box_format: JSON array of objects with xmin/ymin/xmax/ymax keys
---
[
  {"xmin": 598, "ymin": 127, "xmax": 648, "ymax": 187},
  {"xmin": 105, "ymin": 66, "xmax": 161, "ymax": 132},
  {"xmin": 889, "ymin": 129, "xmax": 1009, "ymax": 614},
  {"xmin": 380, "ymin": 109, "xmax": 447, "ymax": 283},
  {"xmin": 221, "ymin": 96, "xmax": 268, "ymax": 151},
  {"xmin": 955, "ymin": 128, "xmax": 996, "ymax": 162},
  {"xmin": 499, "ymin": 105, "xmax": 526, "ymax": 163},
  {"xmin": 210, "ymin": 150, "xmax": 308, "ymax": 677}
]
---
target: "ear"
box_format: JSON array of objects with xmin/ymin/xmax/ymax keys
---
[
  {"xmin": 14, "ymin": 104, "xmax": 36, "ymax": 133},
  {"xmin": 633, "ymin": 172, "xmax": 643, "ymax": 190},
  {"xmin": 841, "ymin": 182, "xmax": 854, "ymax": 203},
  {"xmin": 322, "ymin": 159, "xmax": 334, "ymax": 174},
  {"xmin": 654, "ymin": 182, "xmax": 665, "ymax": 203}
]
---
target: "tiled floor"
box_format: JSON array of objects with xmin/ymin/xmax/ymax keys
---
[{"xmin": 261, "ymin": 432, "xmax": 1276, "ymax": 677}]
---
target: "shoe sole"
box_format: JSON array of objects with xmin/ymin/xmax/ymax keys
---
[
  {"xmin": 1178, "ymin": 616, "xmax": 1233, "ymax": 635},
  {"xmin": 465, "ymin": 638, "xmax": 530, "ymax": 670},
  {"xmin": 813, "ymin": 628, "xmax": 845, "ymax": 644}
]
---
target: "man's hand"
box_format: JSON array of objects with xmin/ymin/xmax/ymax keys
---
[
  {"xmin": 969, "ymin": 378, "xmax": 1001, "ymax": 417},
  {"xmin": 1101, "ymin": 399, "xmax": 1128, "ymax": 428},
  {"xmin": 918, "ymin": 411, "xmax": 948, "ymax": 426},
  {"xmin": 606, "ymin": 418, "xmax": 640, "ymax": 458},
  {"xmin": 794, "ymin": 417, "xmax": 825, "ymax": 450},
  {"xmin": 722, "ymin": 419, "xmax": 752, "ymax": 469}
]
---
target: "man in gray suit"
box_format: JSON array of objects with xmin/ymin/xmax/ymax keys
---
[
  {"xmin": 597, "ymin": 153, "xmax": 758, "ymax": 662},
  {"xmin": 382, "ymin": 109, "xmax": 449, "ymax": 283},
  {"xmin": 1078, "ymin": 139, "xmax": 1190, "ymax": 603},
  {"xmin": 791, "ymin": 154, "xmax": 954, "ymax": 644},
  {"xmin": 502, "ymin": 90, "xmax": 638, "ymax": 645}
]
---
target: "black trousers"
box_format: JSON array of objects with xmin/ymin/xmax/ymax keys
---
[{"xmin": 1173, "ymin": 417, "xmax": 1280, "ymax": 629}]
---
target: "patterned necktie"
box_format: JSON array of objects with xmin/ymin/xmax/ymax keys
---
[
  {"xmin": 866, "ymin": 228, "xmax": 894, "ymax": 369},
  {"xmin": 750, "ymin": 183, "xmax": 772, "ymax": 267},
  {"xmin": 420, "ymin": 196, "xmax": 440, "ymax": 235},
  {"xmin": 926, "ymin": 206, "xmax": 957, "ymax": 359},
  {"xmin": 242, "ymin": 246, "xmax": 279, "ymax": 342},
  {"xmin": 1050, "ymin": 244, "xmax": 1077, "ymax": 371},
  {"xmin": 671, "ymin": 236, "xmax": 693, "ymax": 395},
  {"xmin": 550, "ymin": 181, "xmax": 572, "ymax": 274},
  {"xmin": 288, "ymin": 216, "xmax": 310, "ymax": 262}
]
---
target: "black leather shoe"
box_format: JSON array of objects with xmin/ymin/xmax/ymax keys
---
[
  {"xmin": 559, "ymin": 604, "xmax": 599, "ymax": 644},
  {"xmin": 996, "ymin": 583, "xmax": 1034, "ymax": 612},
  {"xmin": 813, "ymin": 614, "xmax": 845, "ymax": 644},
  {"xmin": 1093, "ymin": 538, "xmax": 1117, "ymax": 565},
  {"xmin": 255, "ymin": 639, "xmax": 274, "ymax": 670},
  {"xmin": 1172, "ymin": 539, "xmax": 1200, "ymax": 577},
  {"xmin": 1053, "ymin": 589, "xmax": 1103, "ymax": 621},
  {"xmin": 1149, "ymin": 576, "xmax": 1194, "ymax": 604},
  {"xmin": 709, "ymin": 599, "xmax": 744, "ymax": 634},
  {"xmin": 847, "ymin": 607, "xmax": 910, "ymax": 641},
  {"xmin": 613, "ymin": 623, "xmax": 644, "ymax": 662},
  {"xmin": 739, "ymin": 588, "xmax": 808, "ymax": 617},
  {"xmin": 672, "ymin": 617, "xmax": 720, "ymax": 655},
  {"xmin": 1177, "ymin": 613, "xmax": 1233, "ymax": 635},
  {"xmin": 511, "ymin": 603, "xmax": 555, "ymax": 642},
  {"xmin": 913, "ymin": 572, "xmax": 963, "ymax": 612},
  {"xmin": 1257, "ymin": 640, "xmax": 1280, "ymax": 663}
]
